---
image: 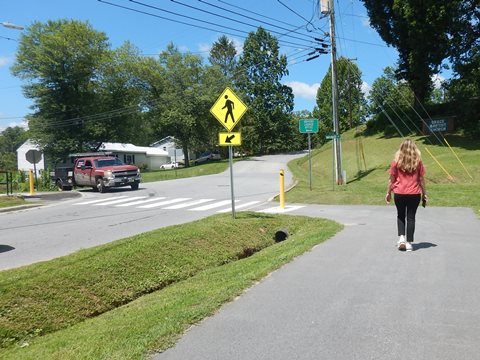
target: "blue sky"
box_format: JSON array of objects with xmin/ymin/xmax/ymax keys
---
[{"xmin": 0, "ymin": 0, "xmax": 403, "ymax": 131}]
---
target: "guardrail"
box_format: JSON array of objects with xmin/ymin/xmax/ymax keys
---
[{"xmin": 0, "ymin": 171, "xmax": 13, "ymax": 196}]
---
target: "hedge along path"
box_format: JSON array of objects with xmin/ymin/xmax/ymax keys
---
[{"xmin": 0, "ymin": 212, "xmax": 341, "ymax": 350}]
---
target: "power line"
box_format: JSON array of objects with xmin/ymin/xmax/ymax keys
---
[
  {"xmin": 277, "ymin": 0, "xmax": 318, "ymax": 31},
  {"xmin": 217, "ymin": 0, "xmax": 304, "ymax": 28},
  {"xmin": 98, "ymin": 0, "xmax": 312, "ymax": 49},
  {"xmin": 132, "ymin": 0, "xmax": 316, "ymax": 46},
  {"xmin": 197, "ymin": 0, "xmax": 322, "ymax": 42}
]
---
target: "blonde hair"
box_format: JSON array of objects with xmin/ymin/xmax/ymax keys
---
[{"xmin": 394, "ymin": 139, "xmax": 422, "ymax": 173}]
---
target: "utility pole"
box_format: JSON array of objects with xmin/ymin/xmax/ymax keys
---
[{"xmin": 323, "ymin": 0, "xmax": 344, "ymax": 185}]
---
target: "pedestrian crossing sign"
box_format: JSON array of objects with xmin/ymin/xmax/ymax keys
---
[{"xmin": 210, "ymin": 87, "xmax": 248, "ymax": 132}]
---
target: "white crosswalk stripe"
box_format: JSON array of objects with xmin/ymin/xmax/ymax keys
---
[
  {"xmin": 93, "ymin": 196, "xmax": 147, "ymax": 206},
  {"xmin": 137, "ymin": 198, "xmax": 191, "ymax": 209},
  {"xmin": 189, "ymin": 200, "xmax": 233, "ymax": 211},
  {"xmin": 115, "ymin": 197, "xmax": 166, "ymax": 207},
  {"xmin": 163, "ymin": 199, "xmax": 214, "ymax": 210},
  {"xmin": 217, "ymin": 201, "xmax": 261, "ymax": 213},
  {"xmin": 258, "ymin": 205, "xmax": 305, "ymax": 214},
  {"xmin": 74, "ymin": 196, "xmax": 129, "ymax": 205},
  {"xmin": 72, "ymin": 196, "xmax": 296, "ymax": 214}
]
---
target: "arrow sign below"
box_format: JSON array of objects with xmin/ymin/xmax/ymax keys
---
[{"xmin": 219, "ymin": 132, "xmax": 241, "ymax": 146}]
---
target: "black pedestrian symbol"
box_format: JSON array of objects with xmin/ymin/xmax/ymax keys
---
[{"xmin": 222, "ymin": 95, "xmax": 235, "ymax": 123}]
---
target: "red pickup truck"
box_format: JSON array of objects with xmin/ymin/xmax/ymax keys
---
[
  {"xmin": 73, "ymin": 155, "xmax": 141, "ymax": 193},
  {"xmin": 50, "ymin": 154, "xmax": 141, "ymax": 192}
]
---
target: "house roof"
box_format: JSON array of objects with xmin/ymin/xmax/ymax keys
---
[
  {"xmin": 150, "ymin": 136, "xmax": 176, "ymax": 147},
  {"xmin": 99, "ymin": 142, "xmax": 169, "ymax": 156}
]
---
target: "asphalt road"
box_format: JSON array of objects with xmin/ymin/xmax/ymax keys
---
[
  {"xmin": 0, "ymin": 153, "xmax": 303, "ymax": 270},
  {"xmin": 153, "ymin": 204, "xmax": 480, "ymax": 360}
]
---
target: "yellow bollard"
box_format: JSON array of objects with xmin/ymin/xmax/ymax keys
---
[
  {"xmin": 29, "ymin": 169, "xmax": 35, "ymax": 195},
  {"xmin": 279, "ymin": 169, "xmax": 285, "ymax": 209}
]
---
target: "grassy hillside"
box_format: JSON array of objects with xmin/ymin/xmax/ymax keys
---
[{"xmin": 287, "ymin": 127, "xmax": 480, "ymax": 214}]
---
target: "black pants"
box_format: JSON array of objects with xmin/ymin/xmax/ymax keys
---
[{"xmin": 394, "ymin": 193, "xmax": 421, "ymax": 242}]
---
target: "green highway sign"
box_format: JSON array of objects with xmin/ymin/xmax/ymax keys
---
[
  {"xmin": 325, "ymin": 132, "xmax": 340, "ymax": 140},
  {"xmin": 299, "ymin": 118, "xmax": 319, "ymax": 133}
]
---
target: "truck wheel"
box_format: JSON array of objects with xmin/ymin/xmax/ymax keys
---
[
  {"xmin": 56, "ymin": 180, "xmax": 72, "ymax": 191},
  {"xmin": 131, "ymin": 182, "xmax": 139, "ymax": 190},
  {"xmin": 96, "ymin": 178, "xmax": 107, "ymax": 193}
]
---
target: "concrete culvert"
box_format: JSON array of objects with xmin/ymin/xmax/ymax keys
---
[{"xmin": 274, "ymin": 229, "xmax": 289, "ymax": 242}]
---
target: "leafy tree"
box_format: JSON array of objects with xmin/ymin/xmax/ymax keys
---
[
  {"xmin": 11, "ymin": 20, "xmax": 110, "ymax": 162},
  {"xmin": 366, "ymin": 66, "xmax": 414, "ymax": 135},
  {"xmin": 313, "ymin": 57, "xmax": 366, "ymax": 134},
  {"xmin": 155, "ymin": 44, "xmax": 216, "ymax": 165},
  {"xmin": 209, "ymin": 35, "xmax": 237, "ymax": 83},
  {"xmin": 446, "ymin": 1, "xmax": 480, "ymax": 137},
  {"xmin": 237, "ymin": 27, "xmax": 294, "ymax": 154},
  {"xmin": 0, "ymin": 126, "xmax": 28, "ymax": 171},
  {"xmin": 361, "ymin": 0, "xmax": 465, "ymax": 109},
  {"xmin": 0, "ymin": 126, "xmax": 28, "ymax": 153},
  {"xmin": 95, "ymin": 42, "xmax": 153, "ymax": 146}
]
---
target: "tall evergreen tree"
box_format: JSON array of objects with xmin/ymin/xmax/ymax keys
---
[
  {"xmin": 313, "ymin": 57, "xmax": 366, "ymax": 134},
  {"xmin": 237, "ymin": 27, "xmax": 294, "ymax": 154},
  {"xmin": 208, "ymin": 35, "xmax": 237, "ymax": 83}
]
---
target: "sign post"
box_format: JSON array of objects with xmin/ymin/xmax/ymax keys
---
[
  {"xmin": 25, "ymin": 149, "xmax": 42, "ymax": 191},
  {"xmin": 211, "ymin": 87, "xmax": 248, "ymax": 218},
  {"xmin": 299, "ymin": 119, "xmax": 319, "ymax": 191}
]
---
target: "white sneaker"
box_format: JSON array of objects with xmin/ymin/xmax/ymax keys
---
[
  {"xmin": 405, "ymin": 242, "xmax": 413, "ymax": 252},
  {"xmin": 397, "ymin": 235, "xmax": 406, "ymax": 251}
]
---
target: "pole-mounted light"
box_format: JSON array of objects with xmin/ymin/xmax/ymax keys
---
[{"xmin": 1, "ymin": 21, "xmax": 24, "ymax": 30}]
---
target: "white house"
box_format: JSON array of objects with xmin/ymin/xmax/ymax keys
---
[
  {"xmin": 17, "ymin": 140, "xmax": 45, "ymax": 176},
  {"xmin": 98, "ymin": 142, "xmax": 169, "ymax": 170},
  {"xmin": 150, "ymin": 136, "xmax": 185, "ymax": 162}
]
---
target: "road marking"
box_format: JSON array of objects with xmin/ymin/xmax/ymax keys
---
[
  {"xmin": 93, "ymin": 196, "xmax": 147, "ymax": 206},
  {"xmin": 115, "ymin": 197, "xmax": 166, "ymax": 207},
  {"xmin": 138, "ymin": 198, "xmax": 192, "ymax": 209},
  {"xmin": 74, "ymin": 196, "xmax": 129, "ymax": 205},
  {"xmin": 258, "ymin": 205, "xmax": 305, "ymax": 214},
  {"xmin": 163, "ymin": 199, "xmax": 214, "ymax": 210},
  {"xmin": 189, "ymin": 200, "xmax": 233, "ymax": 211},
  {"xmin": 217, "ymin": 201, "xmax": 261, "ymax": 213}
]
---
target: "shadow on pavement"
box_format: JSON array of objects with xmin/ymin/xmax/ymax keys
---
[
  {"xmin": 0, "ymin": 245, "xmax": 15, "ymax": 253},
  {"xmin": 413, "ymin": 242, "xmax": 437, "ymax": 251}
]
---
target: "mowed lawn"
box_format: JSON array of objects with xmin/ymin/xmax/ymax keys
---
[
  {"xmin": 286, "ymin": 128, "xmax": 480, "ymax": 215},
  {"xmin": 0, "ymin": 212, "xmax": 341, "ymax": 359}
]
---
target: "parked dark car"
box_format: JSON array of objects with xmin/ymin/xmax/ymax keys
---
[{"xmin": 192, "ymin": 152, "xmax": 221, "ymax": 165}]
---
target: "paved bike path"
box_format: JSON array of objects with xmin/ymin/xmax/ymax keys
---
[{"xmin": 153, "ymin": 204, "xmax": 480, "ymax": 360}]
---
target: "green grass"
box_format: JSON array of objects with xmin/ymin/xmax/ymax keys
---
[
  {"xmin": 286, "ymin": 128, "xmax": 480, "ymax": 215},
  {"xmin": 0, "ymin": 212, "xmax": 341, "ymax": 359},
  {"xmin": 0, "ymin": 196, "xmax": 25, "ymax": 209},
  {"xmin": 141, "ymin": 161, "xmax": 229, "ymax": 182}
]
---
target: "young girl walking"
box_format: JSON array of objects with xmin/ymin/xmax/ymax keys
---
[{"xmin": 385, "ymin": 139, "xmax": 427, "ymax": 251}]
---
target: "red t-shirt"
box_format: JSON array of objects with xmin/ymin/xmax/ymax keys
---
[{"xmin": 389, "ymin": 160, "xmax": 425, "ymax": 195}]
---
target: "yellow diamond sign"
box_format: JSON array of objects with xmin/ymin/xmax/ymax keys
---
[{"xmin": 210, "ymin": 87, "xmax": 248, "ymax": 132}]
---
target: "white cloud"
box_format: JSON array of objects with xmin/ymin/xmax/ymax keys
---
[
  {"xmin": 284, "ymin": 81, "xmax": 319, "ymax": 100},
  {"xmin": 432, "ymin": 74, "xmax": 445, "ymax": 89},
  {"xmin": 361, "ymin": 17, "xmax": 370, "ymax": 27},
  {"xmin": 0, "ymin": 120, "xmax": 28, "ymax": 132},
  {"xmin": 361, "ymin": 81, "xmax": 371, "ymax": 97},
  {"xmin": 230, "ymin": 37, "xmax": 243, "ymax": 55},
  {"xmin": 198, "ymin": 42, "xmax": 211, "ymax": 54},
  {"xmin": 0, "ymin": 56, "xmax": 10, "ymax": 67}
]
